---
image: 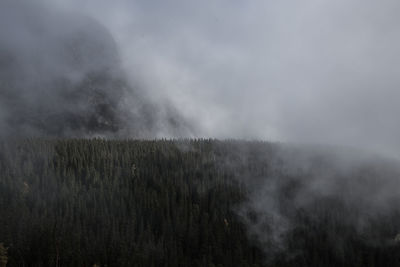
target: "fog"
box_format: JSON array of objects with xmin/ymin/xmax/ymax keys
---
[
  {"xmin": 232, "ymin": 143, "xmax": 400, "ymax": 259},
  {"xmin": 36, "ymin": 0, "xmax": 399, "ymax": 158},
  {"xmin": 2, "ymin": 0, "xmax": 400, "ymax": 156},
  {"xmin": 0, "ymin": 0, "xmax": 192, "ymax": 138},
  {"xmin": 3, "ymin": 1, "xmax": 400, "ymax": 263}
]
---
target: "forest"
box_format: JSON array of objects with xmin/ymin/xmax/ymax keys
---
[{"xmin": 1, "ymin": 139, "xmax": 400, "ymax": 267}]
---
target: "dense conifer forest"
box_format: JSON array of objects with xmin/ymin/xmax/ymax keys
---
[{"xmin": 1, "ymin": 139, "xmax": 400, "ymax": 267}]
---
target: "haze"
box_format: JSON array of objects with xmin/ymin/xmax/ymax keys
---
[{"xmin": 5, "ymin": 0, "xmax": 400, "ymax": 156}]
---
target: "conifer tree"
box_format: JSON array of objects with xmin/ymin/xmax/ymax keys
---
[{"xmin": 0, "ymin": 243, "xmax": 7, "ymax": 267}]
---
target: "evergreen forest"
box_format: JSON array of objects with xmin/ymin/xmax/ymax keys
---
[{"xmin": 1, "ymin": 139, "xmax": 400, "ymax": 267}]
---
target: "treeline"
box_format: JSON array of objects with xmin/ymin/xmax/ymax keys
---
[{"xmin": 0, "ymin": 139, "xmax": 400, "ymax": 267}]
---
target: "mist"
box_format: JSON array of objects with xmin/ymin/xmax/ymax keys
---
[
  {"xmin": 2, "ymin": 0, "xmax": 400, "ymax": 156},
  {"xmin": 230, "ymin": 143, "xmax": 400, "ymax": 260},
  {"xmin": 3, "ymin": 0, "xmax": 400, "ymax": 263},
  {"xmin": 0, "ymin": 0, "xmax": 192, "ymax": 138},
  {"xmin": 42, "ymin": 0, "xmax": 399, "ymax": 157}
]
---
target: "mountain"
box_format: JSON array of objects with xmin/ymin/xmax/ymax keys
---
[{"xmin": 0, "ymin": 1, "xmax": 192, "ymax": 138}]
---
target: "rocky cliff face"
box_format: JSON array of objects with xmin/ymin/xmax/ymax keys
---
[{"xmin": 0, "ymin": 1, "xmax": 192, "ymax": 138}]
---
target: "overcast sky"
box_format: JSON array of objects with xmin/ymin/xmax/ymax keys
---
[{"xmin": 44, "ymin": 0, "xmax": 400, "ymax": 156}]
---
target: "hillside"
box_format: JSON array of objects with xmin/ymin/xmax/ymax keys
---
[{"xmin": 1, "ymin": 139, "xmax": 400, "ymax": 267}]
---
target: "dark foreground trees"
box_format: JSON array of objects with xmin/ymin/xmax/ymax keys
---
[
  {"xmin": 0, "ymin": 139, "xmax": 400, "ymax": 266},
  {"xmin": 0, "ymin": 139, "xmax": 264, "ymax": 267}
]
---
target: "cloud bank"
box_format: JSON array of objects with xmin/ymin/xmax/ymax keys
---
[
  {"xmin": 47, "ymin": 0, "xmax": 400, "ymax": 156},
  {"xmin": 2, "ymin": 0, "xmax": 400, "ymax": 156}
]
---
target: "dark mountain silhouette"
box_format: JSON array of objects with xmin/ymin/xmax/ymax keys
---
[{"xmin": 0, "ymin": 1, "xmax": 192, "ymax": 138}]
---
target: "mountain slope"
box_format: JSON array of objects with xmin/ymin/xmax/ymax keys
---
[{"xmin": 0, "ymin": 1, "xmax": 192, "ymax": 138}]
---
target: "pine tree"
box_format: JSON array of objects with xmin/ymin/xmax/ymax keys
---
[{"xmin": 0, "ymin": 243, "xmax": 8, "ymax": 267}]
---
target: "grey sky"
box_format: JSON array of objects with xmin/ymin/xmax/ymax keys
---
[{"xmin": 15, "ymin": 0, "xmax": 400, "ymax": 156}]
